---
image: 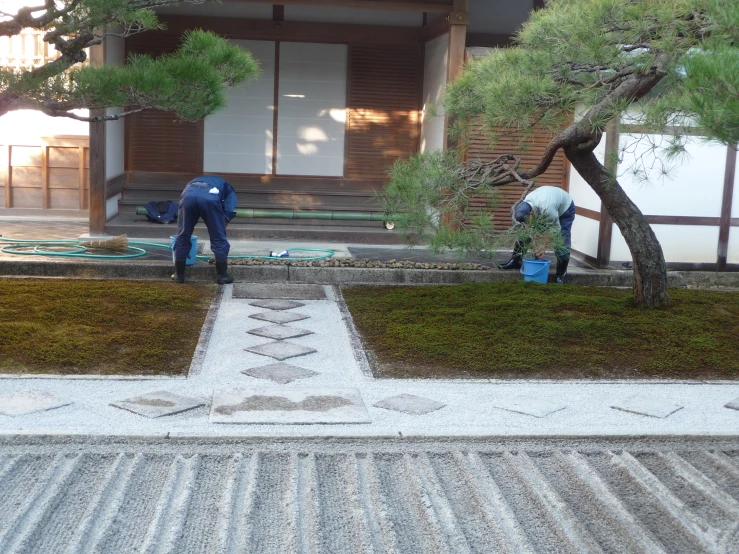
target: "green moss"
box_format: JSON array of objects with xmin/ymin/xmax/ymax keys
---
[
  {"xmin": 0, "ymin": 279, "xmax": 215, "ymax": 376},
  {"xmin": 342, "ymin": 283, "xmax": 739, "ymax": 380}
]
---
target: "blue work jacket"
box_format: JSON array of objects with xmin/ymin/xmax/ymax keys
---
[{"xmin": 187, "ymin": 175, "xmax": 238, "ymax": 222}]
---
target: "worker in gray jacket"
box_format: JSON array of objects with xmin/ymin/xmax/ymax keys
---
[{"xmin": 500, "ymin": 186, "xmax": 576, "ymax": 283}]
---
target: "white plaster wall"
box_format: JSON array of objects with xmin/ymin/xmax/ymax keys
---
[
  {"xmin": 733, "ymin": 148, "xmax": 739, "ymax": 218},
  {"xmin": 617, "ymin": 134, "xmax": 726, "ymax": 217},
  {"xmin": 567, "ymin": 136, "xmax": 605, "ymax": 212},
  {"xmin": 468, "ymin": 0, "xmax": 535, "ymax": 34},
  {"xmin": 285, "ymin": 6, "xmax": 423, "ymax": 26},
  {"xmin": 571, "ymin": 215, "xmax": 600, "ymax": 258},
  {"xmin": 106, "ymin": 193, "xmax": 121, "ymax": 220},
  {"xmin": 156, "ymin": 3, "xmax": 272, "ymax": 18},
  {"xmin": 610, "ymin": 224, "xmax": 721, "ymax": 264},
  {"xmin": 276, "ymin": 42, "xmax": 347, "ymax": 177},
  {"xmin": 728, "ymin": 227, "xmax": 739, "ymax": 264},
  {"xmin": 420, "ymin": 34, "xmax": 448, "ymax": 154},
  {"xmin": 105, "ymin": 35, "xmax": 125, "ymax": 181},
  {"xmin": 204, "ymin": 40, "xmax": 275, "ymax": 174},
  {"xmin": 0, "ymin": 110, "xmax": 88, "ymax": 143}
]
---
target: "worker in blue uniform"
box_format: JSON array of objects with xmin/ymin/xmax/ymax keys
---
[
  {"xmin": 172, "ymin": 175, "xmax": 237, "ymax": 284},
  {"xmin": 500, "ymin": 186, "xmax": 576, "ymax": 284}
]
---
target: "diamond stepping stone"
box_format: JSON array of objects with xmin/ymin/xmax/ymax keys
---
[
  {"xmin": 491, "ymin": 395, "xmax": 567, "ymax": 418},
  {"xmin": 248, "ymin": 325, "xmax": 313, "ymax": 340},
  {"xmin": 241, "ymin": 362, "xmax": 319, "ymax": 384},
  {"xmin": 249, "ymin": 299, "xmax": 305, "ymax": 311},
  {"xmin": 725, "ymin": 397, "xmax": 739, "ymax": 411},
  {"xmin": 250, "ymin": 311, "xmax": 310, "ymax": 324},
  {"xmin": 373, "ymin": 394, "xmax": 446, "ymax": 415},
  {"xmin": 611, "ymin": 394, "xmax": 683, "ymax": 418},
  {"xmin": 110, "ymin": 391, "xmax": 205, "ymax": 418},
  {"xmin": 245, "ymin": 341, "xmax": 317, "ymax": 361},
  {"xmin": 0, "ymin": 389, "xmax": 72, "ymax": 416}
]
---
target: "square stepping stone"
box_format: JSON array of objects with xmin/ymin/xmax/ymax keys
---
[
  {"xmin": 611, "ymin": 394, "xmax": 683, "ymax": 418},
  {"xmin": 241, "ymin": 363, "xmax": 319, "ymax": 384},
  {"xmin": 245, "ymin": 341, "xmax": 317, "ymax": 361},
  {"xmin": 373, "ymin": 394, "xmax": 446, "ymax": 415},
  {"xmin": 110, "ymin": 391, "xmax": 205, "ymax": 419},
  {"xmin": 0, "ymin": 389, "xmax": 72, "ymax": 416},
  {"xmin": 249, "ymin": 299, "xmax": 305, "ymax": 311},
  {"xmin": 250, "ymin": 311, "xmax": 310, "ymax": 324},
  {"xmin": 248, "ymin": 325, "xmax": 313, "ymax": 341},
  {"xmin": 491, "ymin": 395, "xmax": 567, "ymax": 418},
  {"xmin": 210, "ymin": 387, "xmax": 371, "ymax": 424},
  {"xmin": 234, "ymin": 283, "xmax": 327, "ymax": 300},
  {"xmin": 725, "ymin": 397, "xmax": 739, "ymax": 411}
]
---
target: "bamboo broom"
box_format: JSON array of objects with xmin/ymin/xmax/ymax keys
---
[{"xmin": 80, "ymin": 234, "xmax": 129, "ymax": 252}]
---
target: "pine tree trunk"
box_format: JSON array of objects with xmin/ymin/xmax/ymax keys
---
[{"xmin": 565, "ymin": 146, "xmax": 669, "ymax": 308}]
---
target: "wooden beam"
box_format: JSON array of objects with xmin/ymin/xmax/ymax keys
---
[
  {"xmin": 596, "ymin": 120, "xmax": 619, "ymax": 268},
  {"xmin": 533, "ymin": 0, "xmax": 546, "ymax": 9},
  {"xmin": 575, "ymin": 206, "xmax": 600, "ymax": 221},
  {"xmin": 718, "ymin": 144, "xmax": 737, "ymax": 271},
  {"xmin": 88, "ymin": 42, "xmax": 106, "ymax": 235},
  {"xmin": 273, "ymin": 4, "xmax": 285, "ymax": 21},
  {"xmin": 78, "ymin": 146, "xmax": 86, "ymax": 209},
  {"xmin": 443, "ymin": 0, "xmax": 467, "ymax": 149},
  {"xmin": 224, "ymin": 0, "xmax": 453, "ymax": 12},
  {"xmin": 159, "ymin": 15, "xmax": 423, "ymax": 45}
]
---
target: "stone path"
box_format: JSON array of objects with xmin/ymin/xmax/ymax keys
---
[{"xmin": 0, "ymin": 283, "xmax": 738, "ymax": 436}]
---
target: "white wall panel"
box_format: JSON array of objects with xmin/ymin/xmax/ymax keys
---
[
  {"xmin": 610, "ymin": 223, "xmax": 721, "ymax": 263},
  {"xmin": 105, "ymin": 35, "xmax": 125, "ymax": 181},
  {"xmin": 420, "ymin": 34, "xmax": 448, "ymax": 154},
  {"xmin": 571, "ymin": 215, "xmax": 600, "ymax": 258},
  {"xmin": 285, "ymin": 6, "xmax": 423, "ymax": 26},
  {"xmin": 0, "ymin": 110, "xmax": 88, "ymax": 142},
  {"xmin": 468, "ymin": 0, "xmax": 534, "ymax": 34},
  {"xmin": 276, "ymin": 42, "xmax": 347, "ymax": 177},
  {"xmin": 728, "ymin": 227, "xmax": 739, "ymax": 264},
  {"xmin": 732, "ymin": 147, "xmax": 739, "ymax": 218},
  {"xmin": 617, "ymin": 134, "xmax": 726, "ymax": 217},
  {"xmin": 204, "ymin": 40, "xmax": 275, "ymax": 174},
  {"xmin": 567, "ymin": 137, "xmax": 605, "ymax": 212}
]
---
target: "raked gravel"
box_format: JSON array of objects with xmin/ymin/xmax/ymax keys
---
[{"xmin": 0, "ymin": 284, "xmax": 737, "ymax": 437}]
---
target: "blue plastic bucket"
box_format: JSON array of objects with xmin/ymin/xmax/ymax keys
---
[
  {"xmin": 520, "ymin": 258, "xmax": 551, "ymax": 284},
  {"xmin": 170, "ymin": 235, "xmax": 198, "ymax": 266}
]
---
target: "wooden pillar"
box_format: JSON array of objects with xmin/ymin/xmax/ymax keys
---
[
  {"xmin": 596, "ymin": 120, "xmax": 619, "ymax": 268},
  {"xmin": 88, "ymin": 42, "xmax": 107, "ymax": 235},
  {"xmin": 444, "ymin": 0, "xmax": 468, "ymax": 149},
  {"xmin": 717, "ymin": 144, "xmax": 737, "ymax": 271}
]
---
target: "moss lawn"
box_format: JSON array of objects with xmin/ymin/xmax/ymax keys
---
[
  {"xmin": 342, "ymin": 282, "xmax": 739, "ymax": 380},
  {"xmin": 0, "ymin": 279, "xmax": 214, "ymax": 375}
]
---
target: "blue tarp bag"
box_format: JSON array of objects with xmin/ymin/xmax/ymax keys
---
[{"xmin": 143, "ymin": 201, "xmax": 178, "ymax": 224}]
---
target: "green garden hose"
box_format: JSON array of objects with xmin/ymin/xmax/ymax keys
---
[{"xmin": 0, "ymin": 237, "xmax": 334, "ymax": 261}]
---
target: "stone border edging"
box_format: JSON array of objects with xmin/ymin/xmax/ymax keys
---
[{"xmin": 1, "ymin": 259, "xmax": 738, "ymax": 288}]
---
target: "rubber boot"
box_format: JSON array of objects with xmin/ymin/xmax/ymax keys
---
[
  {"xmin": 215, "ymin": 259, "xmax": 234, "ymax": 285},
  {"xmin": 500, "ymin": 241, "xmax": 524, "ymax": 270},
  {"xmin": 171, "ymin": 259, "xmax": 186, "ymax": 283},
  {"xmin": 556, "ymin": 257, "xmax": 569, "ymax": 284}
]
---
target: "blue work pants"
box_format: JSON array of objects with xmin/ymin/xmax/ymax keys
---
[
  {"xmin": 556, "ymin": 201, "xmax": 576, "ymax": 260},
  {"xmin": 174, "ymin": 183, "xmax": 230, "ymax": 261}
]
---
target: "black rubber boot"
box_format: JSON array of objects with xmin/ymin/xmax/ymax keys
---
[
  {"xmin": 215, "ymin": 259, "xmax": 234, "ymax": 285},
  {"xmin": 556, "ymin": 256, "xmax": 569, "ymax": 284},
  {"xmin": 500, "ymin": 241, "xmax": 524, "ymax": 270},
  {"xmin": 171, "ymin": 259, "xmax": 186, "ymax": 283}
]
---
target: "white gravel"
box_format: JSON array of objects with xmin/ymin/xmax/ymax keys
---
[{"xmin": 0, "ymin": 284, "xmax": 737, "ymax": 437}]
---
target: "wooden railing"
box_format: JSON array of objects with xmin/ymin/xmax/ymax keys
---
[{"xmin": 1, "ymin": 136, "xmax": 90, "ymax": 210}]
